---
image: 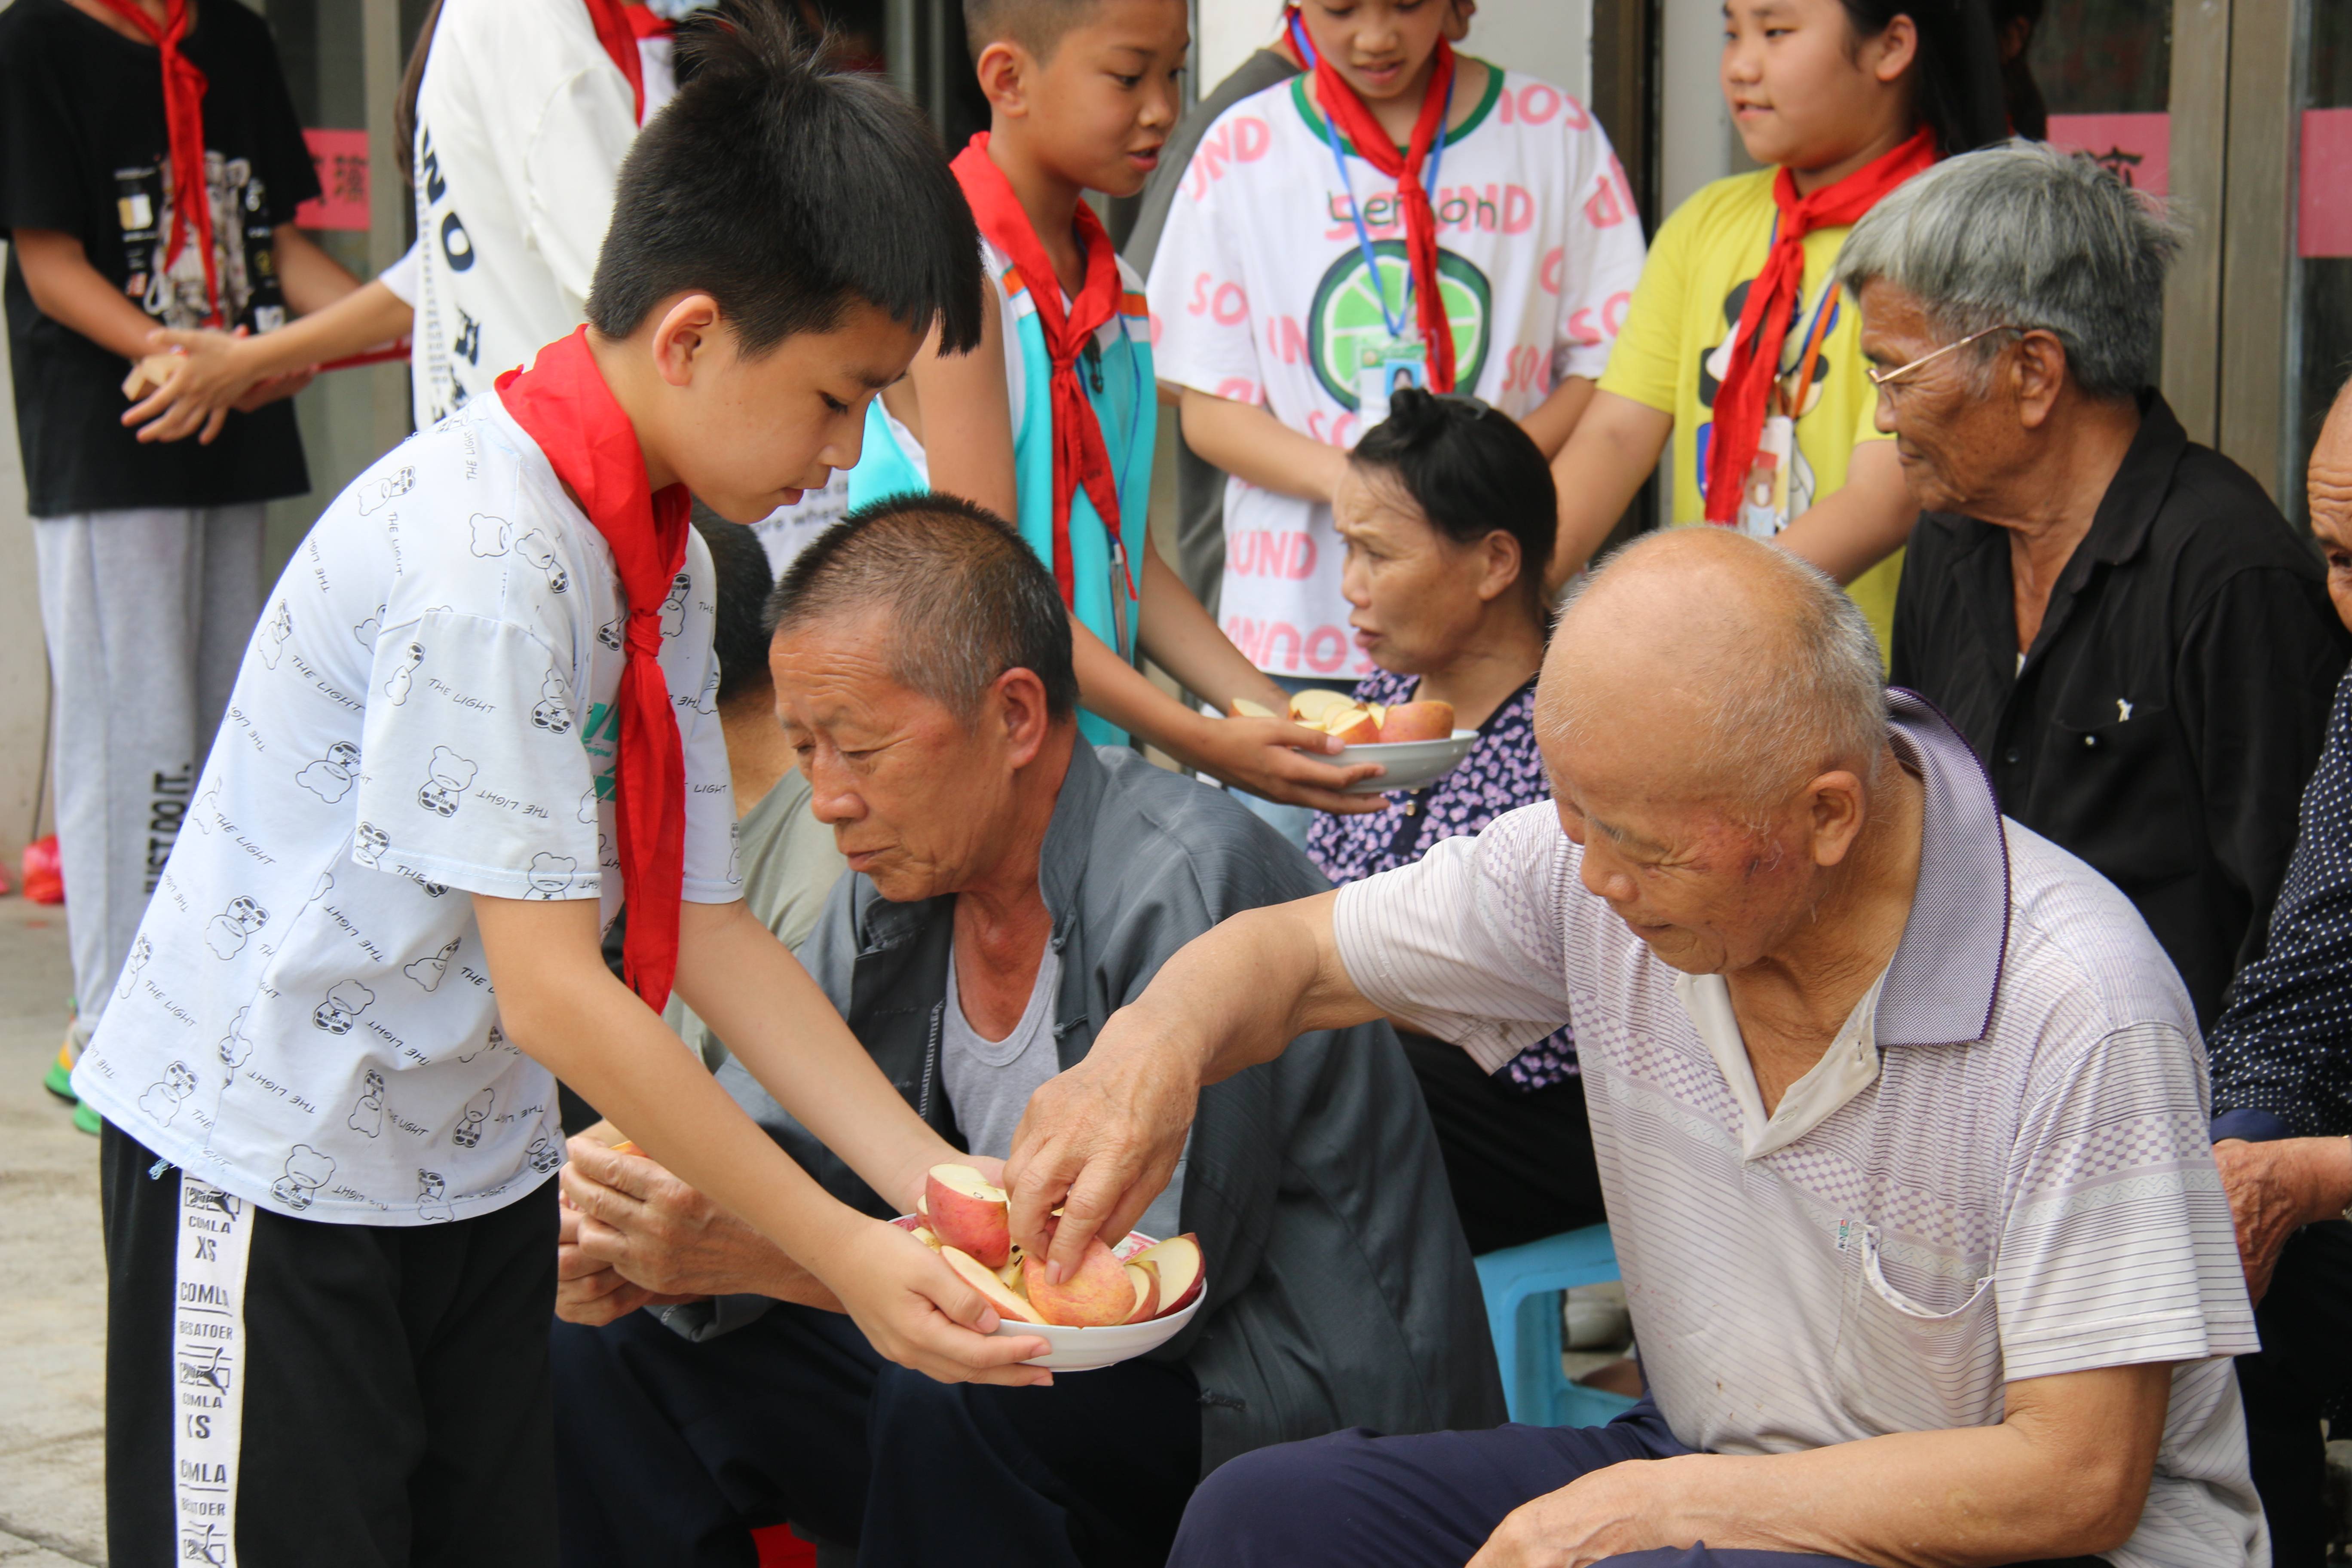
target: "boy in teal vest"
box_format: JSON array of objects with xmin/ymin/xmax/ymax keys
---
[{"xmin": 849, "ymin": 0, "xmax": 1381, "ymax": 815}]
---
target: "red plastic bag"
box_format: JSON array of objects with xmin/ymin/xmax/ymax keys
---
[{"xmin": 23, "ymin": 835, "xmax": 63, "ymax": 905}]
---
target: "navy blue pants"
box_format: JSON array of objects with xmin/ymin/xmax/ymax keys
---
[
  {"xmin": 1170, "ymin": 1400, "xmax": 2107, "ymax": 1568},
  {"xmin": 551, "ymin": 1300, "xmax": 1200, "ymax": 1568}
]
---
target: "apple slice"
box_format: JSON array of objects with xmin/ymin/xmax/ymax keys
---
[
  {"xmin": 925, "ymin": 1163, "xmax": 1011, "ymax": 1268},
  {"xmin": 1366, "ymin": 701, "xmax": 1387, "ymax": 727},
  {"xmin": 942, "ymin": 1245, "xmax": 1035, "ymax": 1323},
  {"xmin": 1325, "ymin": 707, "xmax": 1381, "ymax": 747},
  {"xmin": 1021, "ymin": 1237, "xmax": 1137, "ymax": 1326},
  {"xmin": 1289, "ymin": 688, "xmax": 1353, "ymax": 725},
  {"xmin": 1377, "ymin": 700, "xmax": 1455, "ymax": 744},
  {"xmin": 1130, "ymin": 1234, "xmax": 1204, "ymax": 1318},
  {"xmin": 911, "ymin": 1227, "xmax": 940, "ymax": 1249},
  {"xmin": 1229, "ymin": 697, "xmax": 1279, "ymax": 720},
  {"xmin": 1122, "ymin": 1262, "xmax": 1161, "ymax": 1323}
]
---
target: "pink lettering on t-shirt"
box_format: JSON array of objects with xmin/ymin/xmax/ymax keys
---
[
  {"xmin": 1540, "ymin": 246, "xmax": 1565, "ymax": 295},
  {"xmin": 1504, "ymin": 186, "xmax": 1535, "ymax": 235},
  {"xmin": 1304, "ymin": 624, "xmax": 1350, "ymax": 673},
  {"xmin": 1517, "ymin": 83, "xmax": 1560, "ymax": 126},
  {"xmin": 1211, "ymin": 281, "xmax": 1250, "ymax": 326},
  {"xmin": 1266, "ymin": 315, "xmax": 1309, "ymax": 365}
]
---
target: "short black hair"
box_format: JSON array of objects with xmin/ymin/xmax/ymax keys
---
[
  {"xmin": 962, "ymin": 0, "xmax": 1099, "ymax": 61},
  {"xmin": 766, "ymin": 493, "xmax": 1079, "ymax": 723},
  {"xmin": 1348, "ymin": 388, "xmax": 1557, "ymax": 620},
  {"xmin": 588, "ymin": 0, "xmax": 984, "ymax": 356},
  {"xmin": 690, "ymin": 505, "xmax": 778, "ymax": 705}
]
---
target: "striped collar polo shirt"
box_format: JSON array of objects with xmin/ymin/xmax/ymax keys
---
[{"xmin": 1332, "ymin": 690, "xmax": 2265, "ymax": 1568}]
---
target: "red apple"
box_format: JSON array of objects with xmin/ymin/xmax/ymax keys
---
[
  {"xmin": 1122, "ymin": 1262, "xmax": 1161, "ymax": 1324},
  {"xmin": 1021, "ymin": 1238, "xmax": 1137, "ymax": 1326},
  {"xmin": 1130, "ymin": 1234, "xmax": 1205, "ymax": 1318},
  {"xmin": 941, "ymin": 1245, "xmax": 1035, "ymax": 1323},
  {"xmin": 925, "ymin": 1163, "xmax": 1011, "ymax": 1268},
  {"xmin": 1325, "ymin": 707, "xmax": 1381, "ymax": 747},
  {"xmin": 1378, "ymin": 701, "xmax": 1455, "ymax": 744}
]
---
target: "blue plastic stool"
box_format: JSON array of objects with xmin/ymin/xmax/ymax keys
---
[{"xmin": 1474, "ymin": 1224, "xmax": 1639, "ymax": 1427}]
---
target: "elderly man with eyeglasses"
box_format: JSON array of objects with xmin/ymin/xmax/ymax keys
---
[{"xmin": 1847, "ymin": 142, "xmax": 2349, "ymax": 1032}]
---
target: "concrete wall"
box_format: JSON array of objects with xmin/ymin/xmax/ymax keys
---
[{"xmin": 1195, "ymin": 0, "xmax": 1592, "ymax": 105}]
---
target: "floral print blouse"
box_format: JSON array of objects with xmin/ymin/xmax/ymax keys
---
[{"xmin": 1306, "ymin": 668, "xmax": 1577, "ymax": 1090}]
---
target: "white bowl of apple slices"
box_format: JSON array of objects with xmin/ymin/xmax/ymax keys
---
[
  {"xmin": 900, "ymin": 1164, "xmax": 1207, "ymax": 1372},
  {"xmin": 1231, "ymin": 689, "xmax": 1478, "ymax": 795}
]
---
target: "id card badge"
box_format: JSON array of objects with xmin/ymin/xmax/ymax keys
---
[
  {"xmin": 1357, "ymin": 340, "xmax": 1427, "ymax": 430},
  {"xmin": 1737, "ymin": 413, "xmax": 1796, "ymax": 539}
]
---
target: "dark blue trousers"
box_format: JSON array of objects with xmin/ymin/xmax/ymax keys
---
[
  {"xmin": 1169, "ymin": 1400, "xmax": 2108, "ymax": 1568},
  {"xmin": 551, "ymin": 1301, "xmax": 1200, "ymax": 1568}
]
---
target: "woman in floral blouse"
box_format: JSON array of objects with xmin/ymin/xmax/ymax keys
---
[{"xmin": 1307, "ymin": 389, "xmax": 1604, "ymax": 1254}]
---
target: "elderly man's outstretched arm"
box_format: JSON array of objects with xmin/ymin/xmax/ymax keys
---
[
  {"xmin": 1471, "ymin": 1362, "xmax": 2172, "ymax": 1568},
  {"xmin": 1004, "ymin": 890, "xmax": 1372, "ymax": 1271}
]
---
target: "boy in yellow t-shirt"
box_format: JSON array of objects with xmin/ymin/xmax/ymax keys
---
[{"xmin": 1544, "ymin": 0, "xmax": 2001, "ymax": 652}]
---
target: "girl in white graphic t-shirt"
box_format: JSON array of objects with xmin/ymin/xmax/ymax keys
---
[{"xmin": 1146, "ymin": 2, "xmax": 1646, "ymax": 706}]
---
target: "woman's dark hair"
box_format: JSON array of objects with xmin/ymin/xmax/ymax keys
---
[
  {"xmin": 690, "ymin": 505, "xmax": 778, "ymax": 705},
  {"xmin": 1988, "ymin": 0, "xmax": 2048, "ymax": 140},
  {"xmin": 1348, "ymin": 389, "xmax": 1556, "ymax": 621},
  {"xmin": 1839, "ymin": 0, "xmax": 2010, "ymax": 157},
  {"xmin": 587, "ymin": 0, "xmax": 983, "ymax": 355}
]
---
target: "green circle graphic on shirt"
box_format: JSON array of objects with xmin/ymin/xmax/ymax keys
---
[{"xmin": 1308, "ymin": 242, "xmax": 1492, "ymax": 410}]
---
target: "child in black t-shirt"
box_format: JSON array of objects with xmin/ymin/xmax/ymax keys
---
[{"xmin": 0, "ymin": 0, "xmax": 362, "ymax": 1109}]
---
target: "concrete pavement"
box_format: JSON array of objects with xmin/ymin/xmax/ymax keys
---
[{"xmin": 0, "ymin": 896, "xmax": 105, "ymax": 1566}]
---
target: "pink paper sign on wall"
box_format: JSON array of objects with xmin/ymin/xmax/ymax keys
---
[
  {"xmin": 295, "ymin": 129, "xmax": 371, "ymax": 231},
  {"xmin": 2300, "ymin": 108, "xmax": 2352, "ymax": 259},
  {"xmin": 2046, "ymin": 111, "xmax": 2171, "ymax": 198}
]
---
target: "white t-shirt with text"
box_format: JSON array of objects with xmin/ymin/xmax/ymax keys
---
[
  {"xmin": 408, "ymin": 0, "xmax": 642, "ymax": 429},
  {"xmin": 1147, "ymin": 65, "xmax": 1647, "ymax": 677},
  {"xmin": 73, "ymin": 401, "xmax": 742, "ymax": 1226}
]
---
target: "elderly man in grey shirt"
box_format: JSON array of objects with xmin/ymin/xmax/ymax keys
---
[
  {"xmin": 545, "ymin": 494, "xmax": 1498, "ymax": 1568},
  {"xmin": 1010, "ymin": 529, "xmax": 2263, "ymax": 1568}
]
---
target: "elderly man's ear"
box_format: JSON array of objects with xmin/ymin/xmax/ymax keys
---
[
  {"xmin": 986, "ymin": 665, "xmax": 1058, "ymax": 769},
  {"xmin": 1802, "ymin": 769, "xmax": 1874, "ymax": 869},
  {"xmin": 2006, "ymin": 329, "xmax": 2073, "ymax": 431}
]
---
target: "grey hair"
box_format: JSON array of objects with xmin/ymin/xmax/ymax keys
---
[
  {"xmin": 1833, "ymin": 139, "xmax": 2185, "ymax": 400},
  {"xmin": 1547, "ymin": 535, "xmax": 1889, "ymax": 827}
]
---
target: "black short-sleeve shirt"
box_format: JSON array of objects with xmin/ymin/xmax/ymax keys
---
[
  {"xmin": 0, "ymin": 0, "xmax": 318, "ymax": 516},
  {"xmin": 1890, "ymin": 391, "xmax": 2352, "ymax": 1026}
]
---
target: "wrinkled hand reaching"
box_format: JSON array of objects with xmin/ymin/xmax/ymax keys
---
[
  {"xmin": 1183, "ymin": 713, "xmax": 1388, "ymax": 816},
  {"xmin": 1003, "ymin": 1008, "xmax": 1205, "ymax": 1282}
]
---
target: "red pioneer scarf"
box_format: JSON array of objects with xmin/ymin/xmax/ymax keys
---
[
  {"xmin": 96, "ymin": 0, "xmax": 220, "ymax": 328},
  {"xmin": 582, "ymin": 0, "xmax": 653, "ymax": 123},
  {"xmin": 1300, "ymin": 16, "xmax": 1459, "ymax": 392},
  {"xmin": 950, "ymin": 134, "xmax": 1123, "ymax": 609},
  {"xmin": 1703, "ymin": 127, "xmax": 1936, "ymax": 523},
  {"xmin": 496, "ymin": 329, "xmax": 691, "ymax": 1011}
]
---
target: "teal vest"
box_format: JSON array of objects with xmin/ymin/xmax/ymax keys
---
[{"xmin": 848, "ymin": 254, "xmax": 1156, "ymax": 749}]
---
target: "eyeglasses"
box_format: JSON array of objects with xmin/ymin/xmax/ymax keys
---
[{"xmin": 1865, "ymin": 323, "xmax": 2024, "ymax": 398}]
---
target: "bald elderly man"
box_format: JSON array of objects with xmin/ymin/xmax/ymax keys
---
[{"xmin": 1004, "ymin": 529, "xmax": 2264, "ymax": 1568}]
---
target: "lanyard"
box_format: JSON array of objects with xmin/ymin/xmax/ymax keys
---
[
  {"xmin": 1763, "ymin": 216, "xmax": 1841, "ymax": 421},
  {"xmin": 1287, "ymin": 12, "xmax": 1454, "ymax": 344}
]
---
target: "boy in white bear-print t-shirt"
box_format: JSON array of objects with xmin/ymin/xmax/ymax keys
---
[{"xmin": 70, "ymin": 399, "xmax": 740, "ymax": 1223}]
